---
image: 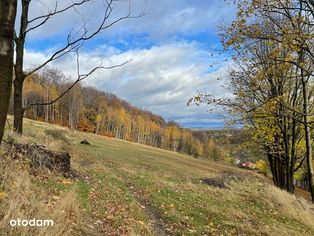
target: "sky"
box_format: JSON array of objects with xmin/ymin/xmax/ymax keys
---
[{"xmin": 22, "ymin": 0, "xmax": 236, "ymax": 128}]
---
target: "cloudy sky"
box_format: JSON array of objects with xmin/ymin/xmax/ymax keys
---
[{"xmin": 22, "ymin": 0, "xmax": 236, "ymax": 128}]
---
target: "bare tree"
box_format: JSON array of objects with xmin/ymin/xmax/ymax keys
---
[
  {"xmin": 13, "ymin": 0, "xmax": 144, "ymax": 134},
  {"xmin": 0, "ymin": 0, "xmax": 17, "ymax": 144}
]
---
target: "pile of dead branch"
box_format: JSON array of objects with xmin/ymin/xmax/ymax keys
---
[{"xmin": 2, "ymin": 142, "xmax": 73, "ymax": 176}]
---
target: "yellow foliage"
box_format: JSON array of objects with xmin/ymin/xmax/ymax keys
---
[
  {"xmin": 294, "ymin": 169, "xmax": 304, "ymax": 181},
  {"xmin": 96, "ymin": 114, "xmax": 102, "ymax": 123},
  {"xmin": 255, "ymin": 160, "xmax": 269, "ymax": 175}
]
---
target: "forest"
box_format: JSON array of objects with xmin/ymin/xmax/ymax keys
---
[{"xmin": 7, "ymin": 68, "xmax": 218, "ymax": 159}]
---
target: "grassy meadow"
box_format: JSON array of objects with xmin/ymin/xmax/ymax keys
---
[{"xmin": 0, "ymin": 118, "xmax": 314, "ymax": 236}]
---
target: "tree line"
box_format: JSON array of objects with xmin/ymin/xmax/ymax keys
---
[
  {"xmin": 10, "ymin": 67, "xmax": 220, "ymax": 159},
  {"xmin": 194, "ymin": 0, "xmax": 314, "ymax": 202}
]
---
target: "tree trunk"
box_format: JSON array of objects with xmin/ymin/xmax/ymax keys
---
[
  {"xmin": 13, "ymin": 0, "xmax": 30, "ymax": 135},
  {"xmin": 301, "ymin": 75, "xmax": 314, "ymax": 202},
  {"xmin": 13, "ymin": 79, "xmax": 24, "ymax": 134},
  {"xmin": 267, "ymin": 153, "xmax": 277, "ymax": 185},
  {"xmin": 0, "ymin": 0, "xmax": 17, "ymax": 144}
]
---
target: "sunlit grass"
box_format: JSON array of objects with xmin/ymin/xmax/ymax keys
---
[{"xmin": 1, "ymin": 117, "xmax": 313, "ymax": 235}]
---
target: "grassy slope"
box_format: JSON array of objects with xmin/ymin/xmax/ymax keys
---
[{"xmin": 2, "ymin": 118, "xmax": 314, "ymax": 236}]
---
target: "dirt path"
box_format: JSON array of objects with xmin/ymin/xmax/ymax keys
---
[{"xmin": 126, "ymin": 183, "xmax": 167, "ymax": 236}]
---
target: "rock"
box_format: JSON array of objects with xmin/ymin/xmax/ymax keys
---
[{"xmin": 80, "ymin": 139, "xmax": 91, "ymax": 145}]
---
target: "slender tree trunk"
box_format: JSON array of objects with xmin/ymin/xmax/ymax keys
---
[
  {"xmin": 301, "ymin": 75, "xmax": 314, "ymax": 202},
  {"xmin": 45, "ymin": 87, "xmax": 49, "ymax": 123},
  {"xmin": 296, "ymin": 45, "xmax": 314, "ymax": 202},
  {"xmin": 290, "ymin": 119, "xmax": 297, "ymax": 193},
  {"xmin": 283, "ymin": 124, "xmax": 293, "ymax": 192},
  {"xmin": 286, "ymin": 155, "xmax": 292, "ymax": 192},
  {"xmin": 0, "ymin": 0, "xmax": 17, "ymax": 144},
  {"xmin": 276, "ymin": 156, "xmax": 285, "ymax": 189},
  {"xmin": 96, "ymin": 120, "xmax": 101, "ymax": 134},
  {"xmin": 13, "ymin": 79, "xmax": 25, "ymax": 134},
  {"xmin": 13, "ymin": 0, "xmax": 30, "ymax": 134},
  {"xmin": 267, "ymin": 153, "xmax": 277, "ymax": 185},
  {"xmin": 290, "ymin": 76, "xmax": 299, "ymax": 193}
]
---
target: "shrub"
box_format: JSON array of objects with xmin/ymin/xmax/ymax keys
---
[{"xmin": 255, "ymin": 160, "xmax": 269, "ymax": 175}]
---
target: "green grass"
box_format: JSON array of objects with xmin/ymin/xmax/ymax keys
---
[
  {"xmin": 76, "ymin": 180, "xmax": 90, "ymax": 209},
  {"xmin": 3, "ymin": 117, "xmax": 314, "ymax": 236}
]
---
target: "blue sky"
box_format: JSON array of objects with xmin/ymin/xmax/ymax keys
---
[{"xmin": 23, "ymin": 0, "xmax": 236, "ymax": 128}]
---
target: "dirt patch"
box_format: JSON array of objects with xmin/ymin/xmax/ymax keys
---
[{"xmin": 200, "ymin": 171, "xmax": 247, "ymax": 189}]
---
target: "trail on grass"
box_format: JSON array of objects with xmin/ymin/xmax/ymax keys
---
[{"xmin": 126, "ymin": 183, "xmax": 167, "ymax": 236}]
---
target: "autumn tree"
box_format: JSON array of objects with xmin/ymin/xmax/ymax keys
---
[
  {"xmin": 222, "ymin": 0, "xmax": 314, "ymax": 200},
  {"xmin": 95, "ymin": 96, "xmax": 108, "ymax": 134},
  {"xmin": 193, "ymin": 0, "xmax": 314, "ymax": 200}
]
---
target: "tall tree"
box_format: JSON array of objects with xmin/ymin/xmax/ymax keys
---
[
  {"xmin": 0, "ymin": 0, "xmax": 17, "ymax": 144},
  {"xmin": 299, "ymin": 0, "xmax": 314, "ymax": 203},
  {"xmin": 225, "ymin": 0, "xmax": 314, "ymax": 200},
  {"xmin": 193, "ymin": 0, "xmax": 314, "ymax": 200}
]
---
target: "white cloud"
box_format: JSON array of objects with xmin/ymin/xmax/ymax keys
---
[
  {"xmin": 20, "ymin": 0, "xmax": 236, "ymax": 128},
  {"xmin": 24, "ymin": 42, "xmax": 231, "ymax": 127},
  {"xmin": 132, "ymin": 0, "xmax": 235, "ymax": 39},
  {"xmin": 23, "ymin": 0, "xmax": 235, "ymax": 42}
]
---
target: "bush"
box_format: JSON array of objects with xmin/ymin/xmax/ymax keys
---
[{"xmin": 255, "ymin": 160, "xmax": 269, "ymax": 175}]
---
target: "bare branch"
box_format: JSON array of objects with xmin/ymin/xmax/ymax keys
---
[
  {"xmin": 24, "ymin": 58, "xmax": 132, "ymax": 110},
  {"xmin": 25, "ymin": 0, "xmax": 144, "ymax": 76},
  {"xmin": 27, "ymin": 0, "xmax": 90, "ymax": 26}
]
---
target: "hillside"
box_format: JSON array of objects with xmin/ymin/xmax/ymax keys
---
[
  {"xmin": 17, "ymin": 70, "xmax": 215, "ymax": 159},
  {"xmin": 1, "ymin": 118, "xmax": 314, "ymax": 236}
]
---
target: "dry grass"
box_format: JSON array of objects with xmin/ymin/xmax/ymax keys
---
[
  {"xmin": 1, "ymin": 117, "xmax": 314, "ymax": 235},
  {"xmin": 0, "ymin": 157, "xmax": 80, "ymax": 236},
  {"xmin": 267, "ymin": 185, "xmax": 314, "ymax": 229},
  {"xmin": 3, "ymin": 128, "xmax": 72, "ymax": 153},
  {"xmin": 220, "ymin": 180, "xmax": 314, "ymax": 236}
]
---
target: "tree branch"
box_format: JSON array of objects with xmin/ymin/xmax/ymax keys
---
[
  {"xmin": 24, "ymin": 57, "xmax": 132, "ymax": 110},
  {"xmin": 25, "ymin": 0, "xmax": 144, "ymax": 77}
]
